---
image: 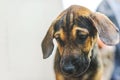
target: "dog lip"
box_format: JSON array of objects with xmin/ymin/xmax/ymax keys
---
[
  {"xmin": 60, "ymin": 54, "xmax": 90, "ymax": 77},
  {"xmin": 62, "ymin": 66, "xmax": 89, "ymax": 78},
  {"xmin": 74, "ymin": 62, "xmax": 90, "ymax": 77},
  {"xmin": 61, "ymin": 60, "xmax": 90, "ymax": 77},
  {"xmin": 65, "ymin": 64, "xmax": 90, "ymax": 78}
]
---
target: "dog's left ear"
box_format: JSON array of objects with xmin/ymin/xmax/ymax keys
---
[{"xmin": 90, "ymin": 12, "xmax": 120, "ymax": 45}]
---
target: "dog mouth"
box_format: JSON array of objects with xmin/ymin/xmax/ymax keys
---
[
  {"xmin": 60, "ymin": 55, "xmax": 90, "ymax": 77},
  {"xmin": 72, "ymin": 61, "xmax": 90, "ymax": 77}
]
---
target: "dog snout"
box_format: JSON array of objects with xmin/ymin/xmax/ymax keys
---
[
  {"xmin": 60, "ymin": 54, "xmax": 90, "ymax": 76},
  {"xmin": 62, "ymin": 63, "xmax": 75, "ymax": 74},
  {"xmin": 60, "ymin": 55, "xmax": 80, "ymax": 75}
]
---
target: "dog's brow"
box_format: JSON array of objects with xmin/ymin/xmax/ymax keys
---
[
  {"xmin": 54, "ymin": 31, "xmax": 61, "ymax": 37},
  {"xmin": 72, "ymin": 26, "xmax": 89, "ymax": 39},
  {"xmin": 74, "ymin": 26, "xmax": 89, "ymax": 34}
]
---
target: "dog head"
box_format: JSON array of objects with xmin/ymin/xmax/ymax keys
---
[{"xmin": 41, "ymin": 5, "xmax": 119, "ymax": 76}]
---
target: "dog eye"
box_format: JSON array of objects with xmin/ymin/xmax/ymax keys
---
[
  {"xmin": 78, "ymin": 34, "xmax": 88, "ymax": 40},
  {"xmin": 76, "ymin": 32, "xmax": 88, "ymax": 43},
  {"xmin": 54, "ymin": 35, "xmax": 65, "ymax": 46},
  {"xmin": 55, "ymin": 37, "xmax": 61, "ymax": 42},
  {"xmin": 54, "ymin": 34, "xmax": 60, "ymax": 41}
]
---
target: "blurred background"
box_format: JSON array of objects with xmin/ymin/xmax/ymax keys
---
[{"xmin": 1, "ymin": 0, "xmax": 120, "ymax": 80}]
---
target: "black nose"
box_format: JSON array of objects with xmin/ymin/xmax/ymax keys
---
[
  {"xmin": 60, "ymin": 55, "xmax": 80, "ymax": 74},
  {"xmin": 62, "ymin": 63, "xmax": 75, "ymax": 74}
]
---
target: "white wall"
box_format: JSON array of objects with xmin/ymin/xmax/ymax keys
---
[
  {"xmin": 62, "ymin": 0, "xmax": 102, "ymax": 11},
  {"xmin": 0, "ymin": 0, "xmax": 63, "ymax": 80},
  {"xmin": 0, "ymin": 0, "xmax": 9, "ymax": 80}
]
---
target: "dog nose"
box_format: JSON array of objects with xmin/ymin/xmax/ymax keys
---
[
  {"xmin": 62, "ymin": 63, "xmax": 75, "ymax": 74},
  {"xmin": 61, "ymin": 55, "xmax": 80, "ymax": 74}
]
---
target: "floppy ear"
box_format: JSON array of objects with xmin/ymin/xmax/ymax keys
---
[
  {"xmin": 41, "ymin": 9, "xmax": 67, "ymax": 59},
  {"xmin": 90, "ymin": 12, "xmax": 120, "ymax": 46},
  {"xmin": 41, "ymin": 22, "xmax": 55, "ymax": 59}
]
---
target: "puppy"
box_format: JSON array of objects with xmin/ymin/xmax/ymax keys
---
[{"xmin": 41, "ymin": 5, "xmax": 119, "ymax": 80}]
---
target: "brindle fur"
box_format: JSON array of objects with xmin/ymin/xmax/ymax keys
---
[
  {"xmin": 54, "ymin": 45, "xmax": 103, "ymax": 80},
  {"xmin": 41, "ymin": 5, "xmax": 119, "ymax": 80}
]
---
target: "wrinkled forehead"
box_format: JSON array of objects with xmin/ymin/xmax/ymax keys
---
[
  {"xmin": 54, "ymin": 13, "xmax": 95, "ymax": 36},
  {"xmin": 54, "ymin": 5, "xmax": 93, "ymax": 32}
]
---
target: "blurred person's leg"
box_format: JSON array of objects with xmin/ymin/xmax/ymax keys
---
[
  {"xmin": 111, "ymin": 44, "xmax": 120, "ymax": 80},
  {"xmin": 97, "ymin": 0, "xmax": 120, "ymax": 80}
]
